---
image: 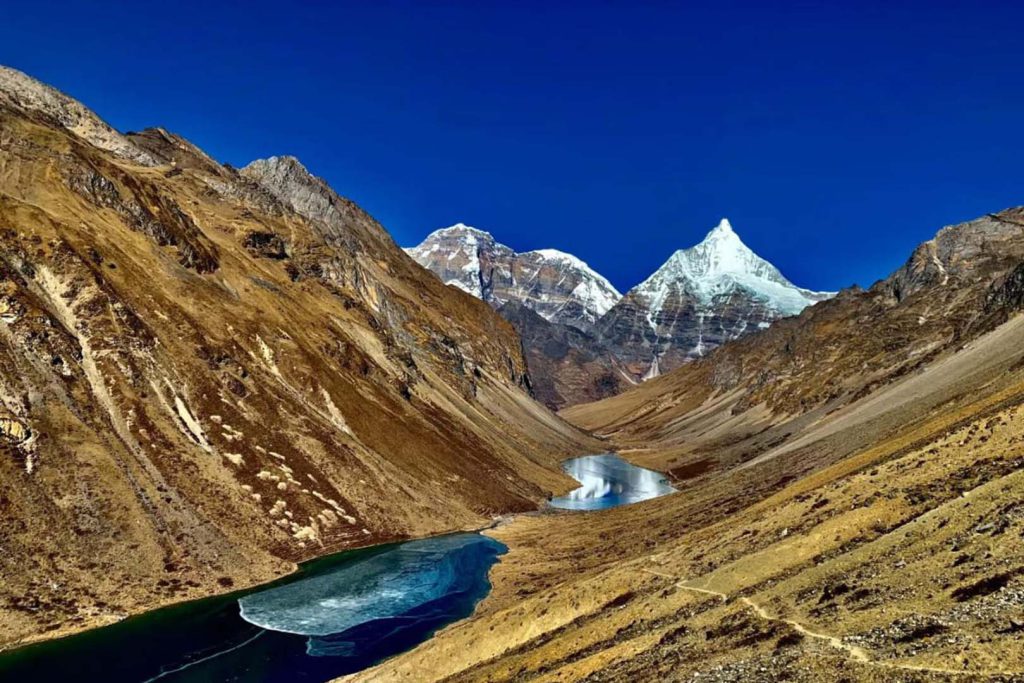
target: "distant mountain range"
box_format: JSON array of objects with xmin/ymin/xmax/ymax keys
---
[{"xmin": 407, "ymin": 219, "xmax": 833, "ymax": 407}]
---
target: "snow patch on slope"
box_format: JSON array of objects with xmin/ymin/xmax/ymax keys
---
[{"xmin": 524, "ymin": 249, "xmax": 622, "ymax": 318}]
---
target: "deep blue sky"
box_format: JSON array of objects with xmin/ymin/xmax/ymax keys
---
[{"xmin": 3, "ymin": 1, "xmax": 1023, "ymax": 293}]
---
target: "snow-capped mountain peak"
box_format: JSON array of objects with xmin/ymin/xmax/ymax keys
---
[
  {"xmin": 704, "ymin": 216, "xmax": 737, "ymax": 242},
  {"xmin": 597, "ymin": 218, "xmax": 835, "ymax": 380},
  {"xmin": 694, "ymin": 217, "xmax": 762, "ymax": 269},
  {"xmin": 406, "ymin": 224, "xmax": 621, "ymax": 330},
  {"xmin": 666, "ymin": 218, "xmax": 776, "ymax": 277},
  {"xmin": 637, "ymin": 217, "xmax": 826, "ymax": 315},
  {"xmin": 427, "ymin": 222, "xmax": 492, "ymax": 239},
  {"xmin": 525, "ymin": 248, "xmax": 589, "ymax": 268}
]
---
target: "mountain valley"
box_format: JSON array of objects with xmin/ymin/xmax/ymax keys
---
[
  {"xmin": 0, "ymin": 63, "xmax": 1022, "ymax": 683},
  {"xmin": 356, "ymin": 207, "xmax": 1024, "ymax": 681},
  {"xmin": 408, "ymin": 219, "xmax": 832, "ymax": 406}
]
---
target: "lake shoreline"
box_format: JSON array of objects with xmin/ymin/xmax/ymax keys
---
[
  {"xmin": 0, "ymin": 451, "xmax": 675, "ymax": 681},
  {"xmin": 0, "ymin": 514, "xmax": 515, "ymax": 656}
]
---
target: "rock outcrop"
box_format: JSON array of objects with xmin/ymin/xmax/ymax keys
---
[{"xmin": 496, "ymin": 301, "xmax": 633, "ymax": 410}]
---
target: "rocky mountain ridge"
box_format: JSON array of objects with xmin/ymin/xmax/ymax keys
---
[
  {"xmin": 408, "ymin": 218, "xmax": 831, "ymax": 404},
  {"xmin": 0, "ymin": 65, "xmax": 599, "ymax": 648},
  {"xmin": 405, "ymin": 223, "xmax": 622, "ymax": 331}
]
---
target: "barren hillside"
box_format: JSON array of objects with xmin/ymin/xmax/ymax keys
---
[
  {"xmin": 349, "ymin": 209, "xmax": 1024, "ymax": 681},
  {"xmin": 0, "ymin": 66, "xmax": 600, "ymax": 648}
]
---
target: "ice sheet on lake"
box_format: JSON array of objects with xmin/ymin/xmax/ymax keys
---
[{"xmin": 238, "ymin": 533, "xmax": 504, "ymax": 640}]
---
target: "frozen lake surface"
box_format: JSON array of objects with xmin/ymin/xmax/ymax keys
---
[
  {"xmin": 0, "ymin": 454, "xmax": 671, "ymax": 682},
  {"xmin": 550, "ymin": 453, "xmax": 676, "ymax": 510},
  {"xmin": 237, "ymin": 533, "xmax": 506, "ymax": 659},
  {"xmin": 0, "ymin": 533, "xmax": 505, "ymax": 682}
]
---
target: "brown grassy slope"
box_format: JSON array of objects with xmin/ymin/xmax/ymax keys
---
[
  {"xmin": 348, "ymin": 315, "xmax": 1024, "ymax": 682},
  {"xmin": 564, "ymin": 207, "xmax": 1024, "ymax": 472},
  {"xmin": 0, "ymin": 72, "xmax": 600, "ymax": 648},
  {"xmin": 348, "ymin": 212, "xmax": 1024, "ymax": 681}
]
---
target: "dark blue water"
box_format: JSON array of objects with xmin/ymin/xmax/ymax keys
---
[
  {"xmin": 0, "ymin": 533, "xmax": 505, "ymax": 683},
  {"xmin": 549, "ymin": 453, "xmax": 676, "ymax": 510},
  {"xmin": 0, "ymin": 454, "xmax": 671, "ymax": 682}
]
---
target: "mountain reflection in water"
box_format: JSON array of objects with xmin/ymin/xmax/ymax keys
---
[{"xmin": 549, "ymin": 453, "xmax": 675, "ymax": 510}]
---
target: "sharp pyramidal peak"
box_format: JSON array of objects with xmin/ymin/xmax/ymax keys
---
[
  {"xmin": 7, "ymin": 33, "xmax": 1024, "ymax": 683},
  {"xmin": 595, "ymin": 218, "xmax": 834, "ymax": 380}
]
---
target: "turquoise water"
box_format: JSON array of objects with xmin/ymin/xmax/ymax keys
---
[
  {"xmin": 549, "ymin": 453, "xmax": 676, "ymax": 510},
  {"xmin": 0, "ymin": 533, "xmax": 505, "ymax": 682}
]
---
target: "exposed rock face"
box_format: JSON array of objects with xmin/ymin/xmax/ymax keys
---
[
  {"xmin": 406, "ymin": 224, "xmax": 628, "ymax": 408},
  {"xmin": 0, "ymin": 65, "xmax": 157, "ymax": 165},
  {"xmin": 595, "ymin": 219, "xmax": 834, "ymax": 380},
  {"xmin": 240, "ymin": 156, "xmax": 396, "ymax": 254},
  {"xmin": 886, "ymin": 211, "xmax": 1024, "ymax": 301},
  {"xmin": 496, "ymin": 301, "xmax": 633, "ymax": 410},
  {"xmin": 126, "ymin": 126, "xmax": 227, "ymax": 176},
  {"xmin": 0, "ymin": 65, "xmax": 599, "ymax": 647},
  {"xmin": 405, "ymin": 224, "xmax": 621, "ymax": 331}
]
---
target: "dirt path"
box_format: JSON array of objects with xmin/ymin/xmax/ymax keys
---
[
  {"xmin": 643, "ymin": 570, "xmax": 729, "ymax": 602},
  {"xmin": 640, "ymin": 569, "xmax": 1016, "ymax": 678},
  {"xmin": 736, "ymin": 596, "xmax": 871, "ymax": 663}
]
